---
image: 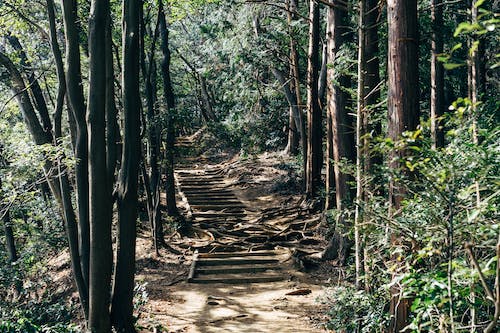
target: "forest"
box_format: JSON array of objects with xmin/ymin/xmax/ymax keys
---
[{"xmin": 0, "ymin": 0, "xmax": 498, "ymax": 332}]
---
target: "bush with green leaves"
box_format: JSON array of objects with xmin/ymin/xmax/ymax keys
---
[{"xmin": 321, "ymin": 286, "xmax": 389, "ymax": 332}]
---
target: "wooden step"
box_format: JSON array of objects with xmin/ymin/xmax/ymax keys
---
[
  {"xmin": 182, "ymin": 190, "xmax": 234, "ymax": 195},
  {"xmin": 196, "ymin": 257, "xmax": 279, "ymax": 266},
  {"xmin": 188, "ymin": 199, "xmax": 243, "ymax": 205},
  {"xmin": 198, "ymin": 251, "xmax": 281, "ymax": 258},
  {"xmin": 189, "ymin": 274, "xmax": 285, "ymax": 284},
  {"xmin": 190, "ymin": 204, "xmax": 245, "ymax": 209},
  {"xmin": 193, "ymin": 212, "xmax": 247, "ymax": 218},
  {"xmin": 185, "ymin": 195, "xmax": 239, "ymax": 201},
  {"xmin": 196, "ymin": 264, "xmax": 281, "ymax": 275}
]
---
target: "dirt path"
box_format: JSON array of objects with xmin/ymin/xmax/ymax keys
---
[{"xmin": 137, "ymin": 132, "xmax": 331, "ymax": 332}]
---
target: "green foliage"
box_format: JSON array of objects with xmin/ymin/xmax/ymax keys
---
[
  {"xmin": 321, "ymin": 286, "xmax": 389, "ymax": 332},
  {"xmin": 170, "ymin": 1, "xmax": 291, "ymax": 151}
]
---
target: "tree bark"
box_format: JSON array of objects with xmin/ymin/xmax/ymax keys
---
[
  {"xmin": 47, "ymin": 0, "xmax": 90, "ymax": 319},
  {"xmin": 159, "ymin": 0, "xmax": 179, "ymax": 217},
  {"xmin": 140, "ymin": 4, "xmax": 163, "ymax": 252},
  {"xmin": 284, "ymin": 0, "xmax": 299, "ymax": 155},
  {"xmin": 61, "ymin": 0, "xmax": 90, "ymax": 293},
  {"xmin": 325, "ymin": 2, "xmax": 354, "ymax": 210},
  {"xmin": 431, "ymin": 0, "xmax": 445, "ymax": 149},
  {"xmin": 46, "ymin": 0, "xmax": 66, "ymax": 139},
  {"xmin": 106, "ymin": 9, "xmax": 119, "ymax": 187},
  {"xmin": 6, "ymin": 35, "xmax": 53, "ymax": 140},
  {"xmin": 3, "ymin": 211, "xmax": 18, "ymax": 263},
  {"xmin": 111, "ymin": 0, "xmax": 141, "ymax": 330},
  {"xmin": 87, "ymin": 0, "xmax": 113, "ymax": 331},
  {"xmin": 305, "ymin": 0, "xmax": 322, "ymax": 198},
  {"xmin": 364, "ymin": 0, "xmax": 381, "ymax": 176},
  {"xmin": 387, "ymin": 0, "xmax": 419, "ymax": 331}
]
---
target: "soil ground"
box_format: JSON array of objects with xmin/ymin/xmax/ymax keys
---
[{"xmin": 134, "ymin": 131, "xmax": 335, "ymax": 332}]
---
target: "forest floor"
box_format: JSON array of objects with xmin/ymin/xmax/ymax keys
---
[{"xmin": 134, "ymin": 129, "xmax": 337, "ymax": 332}]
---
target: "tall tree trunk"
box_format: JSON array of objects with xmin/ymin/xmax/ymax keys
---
[
  {"xmin": 364, "ymin": 0, "xmax": 381, "ymax": 178},
  {"xmin": 325, "ymin": 2, "xmax": 354, "ymax": 210},
  {"xmin": 61, "ymin": 0, "xmax": 90, "ymax": 293},
  {"xmin": 87, "ymin": 1, "xmax": 113, "ymax": 331},
  {"xmin": 111, "ymin": 0, "xmax": 141, "ymax": 330},
  {"xmin": 431, "ymin": 0, "xmax": 445, "ymax": 149},
  {"xmin": 47, "ymin": 0, "xmax": 90, "ymax": 319},
  {"xmin": 354, "ymin": 0, "xmax": 366, "ymax": 290},
  {"xmin": 284, "ymin": 0, "xmax": 299, "ymax": 155},
  {"xmin": 159, "ymin": 0, "xmax": 179, "ymax": 217},
  {"xmin": 387, "ymin": 0, "xmax": 419, "ymax": 331},
  {"xmin": 469, "ymin": 0, "xmax": 483, "ymax": 207},
  {"xmin": 106, "ymin": 9, "xmax": 118, "ymax": 186},
  {"xmin": 140, "ymin": 4, "xmax": 162, "ymax": 252},
  {"xmin": 305, "ymin": 0, "xmax": 322, "ymax": 198}
]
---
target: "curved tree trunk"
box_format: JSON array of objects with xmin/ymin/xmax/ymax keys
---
[{"xmin": 61, "ymin": 0, "xmax": 90, "ymax": 293}]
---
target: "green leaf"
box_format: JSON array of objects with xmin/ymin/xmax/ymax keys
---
[
  {"xmin": 450, "ymin": 43, "xmax": 463, "ymax": 53},
  {"xmin": 474, "ymin": 0, "xmax": 486, "ymax": 8},
  {"xmin": 443, "ymin": 63, "xmax": 465, "ymax": 70}
]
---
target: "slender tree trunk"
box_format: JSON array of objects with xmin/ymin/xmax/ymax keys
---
[
  {"xmin": 470, "ymin": 1, "xmax": 483, "ymax": 207},
  {"xmin": 272, "ymin": 69, "xmax": 302, "ymax": 153},
  {"xmin": 288, "ymin": 0, "xmax": 307, "ymax": 187},
  {"xmin": 106, "ymin": 10, "xmax": 118, "ymax": 186},
  {"xmin": 431, "ymin": 0, "xmax": 445, "ymax": 149},
  {"xmin": 387, "ymin": 0, "xmax": 419, "ymax": 331},
  {"xmin": 111, "ymin": 0, "xmax": 141, "ymax": 330},
  {"xmin": 159, "ymin": 0, "xmax": 179, "ymax": 217},
  {"xmin": 325, "ymin": 2, "xmax": 354, "ymax": 210},
  {"xmin": 6, "ymin": 35, "xmax": 53, "ymax": 139},
  {"xmin": 305, "ymin": 0, "xmax": 322, "ymax": 198},
  {"xmin": 47, "ymin": 0, "xmax": 66, "ymax": 139},
  {"xmin": 364, "ymin": 0, "xmax": 381, "ymax": 178},
  {"xmin": 199, "ymin": 75, "xmax": 216, "ymax": 121},
  {"xmin": 284, "ymin": 0, "xmax": 299, "ymax": 155},
  {"xmin": 140, "ymin": 4, "xmax": 163, "ymax": 251},
  {"xmin": 61, "ymin": 0, "xmax": 90, "ymax": 293},
  {"xmin": 87, "ymin": 1, "xmax": 113, "ymax": 331},
  {"xmin": 47, "ymin": 0, "xmax": 90, "ymax": 319},
  {"xmin": 318, "ymin": 42, "xmax": 328, "ymax": 105},
  {"xmin": 354, "ymin": 0, "xmax": 367, "ymax": 290}
]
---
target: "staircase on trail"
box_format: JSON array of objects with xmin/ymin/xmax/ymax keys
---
[{"xmin": 174, "ymin": 135, "xmax": 290, "ymax": 284}]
